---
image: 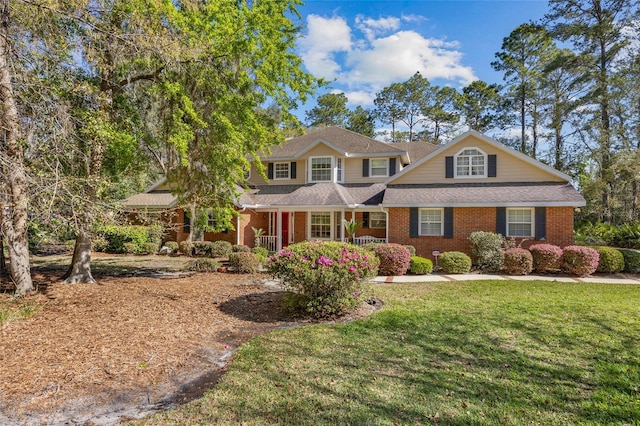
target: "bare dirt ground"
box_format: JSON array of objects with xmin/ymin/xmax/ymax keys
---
[{"xmin": 0, "ymin": 255, "xmax": 377, "ymax": 426}]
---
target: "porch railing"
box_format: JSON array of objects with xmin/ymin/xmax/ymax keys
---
[
  {"xmin": 257, "ymin": 235, "xmax": 278, "ymax": 252},
  {"xmin": 352, "ymin": 235, "xmax": 387, "ymax": 246}
]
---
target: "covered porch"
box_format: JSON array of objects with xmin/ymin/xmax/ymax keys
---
[{"xmin": 253, "ymin": 208, "xmax": 388, "ymax": 252}]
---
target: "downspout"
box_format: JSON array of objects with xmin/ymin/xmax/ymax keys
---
[{"xmin": 379, "ymin": 205, "xmax": 389, "ymax": 243}]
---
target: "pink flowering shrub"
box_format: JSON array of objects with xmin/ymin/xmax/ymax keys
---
[
  {"xmin": 266, "ymin": 241, "xmax": 379, "ymax": 317},
  {"xmin": 529, "ymin": 244, "xmax": 563, "ymax": 273},
  {"xmin": 561, "ymin": 245, "xmax": 600, "ymax": 277},
  {"xmin": 370, "ymin": 243, "xmax": 411, "ymax": 276},
  {"xmin": 502, "ymin": 248, "xmax": 533, "ymax": 275}
]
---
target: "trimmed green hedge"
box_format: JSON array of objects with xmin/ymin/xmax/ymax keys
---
[
  {"xmin": 409, "ymin": 256, "xmax": 433, "ymax": 275},
  {"xmin": 594, "ymin": 246, "xmax": 625, "ymax": 273},
  {"xmin": 618, "ymin": 248, "xmax": 640, "ymax": 273},
  {"xmin": 439, "ymin": 251, "xmax": 472, "ymax": 274}
]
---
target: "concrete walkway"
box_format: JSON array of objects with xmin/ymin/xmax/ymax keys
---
[{"xmin": 371, "ymin": 273, "xmax": 640, "ymax": 285}]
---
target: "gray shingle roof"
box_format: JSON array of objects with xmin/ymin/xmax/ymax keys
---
[
  {"xmin": 391, "ymin": 142, "xmax": 440, "ymax": 162},
  {"xmin": 382, "ymin": 182, "xmax": 586, "ymax": 206},
  {"xmin": 262, "ymin": 127, "xmax": 406, "ymax": 160},
  {"xmin": 122, "ymin": 191, "xmax": 177, "ymax": 209},
  {"xmin": 248, "ymin": 183, "xmax": 386, "ymax": 207}
]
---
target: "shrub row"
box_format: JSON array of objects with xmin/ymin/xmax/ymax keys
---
[
  {"xmin": 575, "ymin": 221, "xmax": 640, "ymax": 249},
  {"xmin": 95, "ymin": 224, "xmax": 163, "ymax": 254}
]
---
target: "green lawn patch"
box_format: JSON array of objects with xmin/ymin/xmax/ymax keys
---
[{"xmin": 134, "ymin": 280, "xmax": 640, "ymax": 425}]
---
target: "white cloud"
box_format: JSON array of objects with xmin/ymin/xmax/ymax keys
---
[
  {"xmin": 299, "ymin": 13, "xmax": 477, "ymax": 106},
  {"xmin": 299, "ymin": 15, "xmax": 352, "ymax": 80},
  {"xmin": 343, "ymin": 90, "xmax": 375, "ymax": 106},
  {"xmin": 401, "ymin": 14, "xmax": 426, "ymax": 24},
  {"xmin": 347, "ymin": 31, "xmax": 476, "ymax": 88},
  {"xmin": 355, "ymin": 15, "xmax": 401, "ymax": 41}
]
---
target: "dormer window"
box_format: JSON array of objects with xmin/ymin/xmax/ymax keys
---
[
  {"xmin": 455, "ymin": 148, "xmax": 486, "ymax": 177},
  {"xmin": 370, "ymin": 159, "xmax": 389, "ymax": 177},
  {"xmin": 274, "ymin": 162, "xmax": 290, "ymax": 180},
  {"xmin": 310, "ymin": 156, "xmax": 332, "ymax": 182}
]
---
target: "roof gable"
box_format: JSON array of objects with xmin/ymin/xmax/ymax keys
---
[
  {"xmin": 262, "ymin": 127, "xmax": 409, "ymax": 162},
  {"xmin": 386, "ymin": 130, "xmax": 573, "ymax": 184}
]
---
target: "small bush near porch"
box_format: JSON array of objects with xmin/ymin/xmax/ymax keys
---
[{"xmin": 266, "ymin": 241, "xmax": 379, "ymax": 317}]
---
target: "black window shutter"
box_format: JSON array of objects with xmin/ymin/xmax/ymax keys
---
[
  {"xmin": 444, "ymin": 207, "xmax": 454, "ymax": 238},
  {"xmin": 362, "ymin": 159, "xmax": 369, "ymax": 177},
  {"xmin": 445, "ymin": 156, "xmax": 454, "ymax": 178},
  {"xmin": 535, "ymin": 207, "xmax": 546, "ymax": 240},
  {"xmin": 389, "ymin": 158, "xmax": 397, "ymax": 176},
  {"xmin": 488, "ymin": 155, "xmax": 497, "ymax": 177},
  {"xmin": 290, "ymin": 162, "xmax": 296, "ymax": 179},
  {"xmin": 267, "ymin": 162, "xmax": 274, "ymax": 179},
  {"xmin": 363, "ymin": 212, "xmax": 370, "ymax": 228},
  {"xmin": 410, "ymin": 207, "xmax": 419, "ymax": 237},
  {"xmin": 496, "ymin": 207, "xmax": 506, "ymax": 236},
  {"xmin": 183, "ymin": 210, "xmax": 191, "ymax": 233}
]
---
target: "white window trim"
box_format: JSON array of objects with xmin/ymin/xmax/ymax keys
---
[
  {"xmin": 274, "ymin": 162, "xmax": 291, "ymax": 180},
  {"xmin": 336, "ymin": 157, "xmax": 344, "ymax": 183},
  {"xmin": 308, "ymin": 156, "xmax": 334, "ymax": 183},
  {"xmin": 369, "ymin": 212, "xmax": 386, "ymax": 229},
  {"xmin": 308, "ymin": 211, "xmax": 333, "ymax": 240},
  {"xmin": 506, "ymin": 207, "xmax": 535, "ymax": 238},
  {"xmin": 370, "ymin": 158, "xmax": 389, "ymax": 178},
  {"xmin": 454, "ymin": 147, "xmax": 487, "ymax": 179},
  {"xmin": 419, "ymin": 208, "xmax": 444, "ymax": 236}
]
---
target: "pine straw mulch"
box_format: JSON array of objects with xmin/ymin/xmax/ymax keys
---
[{"xmin": 0, "ymin": 260, "xmax": 377, "ymax": 426}]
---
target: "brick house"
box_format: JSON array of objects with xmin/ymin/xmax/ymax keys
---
[{"xmin": 123, "ymin": 127, "xmax": 585, "ymax": 258}]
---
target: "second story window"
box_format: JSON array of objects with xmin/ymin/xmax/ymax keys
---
[
  {"xmin": 310, "ymin": 156, "xmax": 332, "ymax": 182},
  {"xmin": 456, "ymin": 148, "xmax": 486, "ymax": 177},
  {"xmin": 370, "ymin": 158, "xmax": 389, "ymax": 177},
  {"xmin": 274, "ymin": 162, "xmax": 290, "ymax": 180}
]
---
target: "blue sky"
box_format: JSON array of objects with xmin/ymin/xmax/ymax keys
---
[{"xmin": 294, "ymin": 0, "xmax": 550, "ymax": 116}]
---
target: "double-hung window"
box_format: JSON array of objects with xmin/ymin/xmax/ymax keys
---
[
  {"xmin": 274, "ymin": 162, "xmax": 290, "ymax": 180},
  {"xmin": 507, "ymin": 208, "xmax": 533, "ymax": 237},
  {"xmin": 370, "ymin": 159, "xmax": 388, "ymax": 177},
  {"xmin": 456, "ymin": 148, "xmax": 486, "ymax": 177},
  {"xmin": 310, "ymin": 156, "xmax": 332, "ymax": 182},
  {"xmin": 369, "ymin": 212, "xmax": 386, "ymax": 229},
  {"xmin": 419, "ymin": 208, "xmax": 443, "ymax": 236},
  {"xmin": 310, "ymin": 212, "xmax": 331, "ymax": 239}
]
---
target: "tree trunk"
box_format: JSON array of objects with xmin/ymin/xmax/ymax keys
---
[
  {"xmin": 0, "ymin": 0, "xmax": 33, "ymax": 295},
  {"xmin": 63, "ymin": 231, "xmax": 95, "ymax": 284}
]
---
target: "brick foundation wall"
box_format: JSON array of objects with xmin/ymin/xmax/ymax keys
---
[{"xmin": 388, "ymin": 206, "xmax": 576, "ymax": 258}]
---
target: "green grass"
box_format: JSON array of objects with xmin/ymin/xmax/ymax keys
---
[
  {"xmin": 0, "ymin": 297, "xmax": 40, "ymax": 325},
  {"xmin": 133, "ymin": 280, "xmax": 640, "ymax": 425}
]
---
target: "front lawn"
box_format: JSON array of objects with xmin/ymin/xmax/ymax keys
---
[{"xmin": 134, "ymin": 280, "xmax": 640, "ymax": 425}]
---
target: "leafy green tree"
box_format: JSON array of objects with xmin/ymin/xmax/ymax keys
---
[
  {"xmin": 3, "ymin": 0, "xmax": 318, "ymax": 289},
  {"xmin": 374, "ymin": 82, "xmax": 405, "ymax": 142},
  {"xmin": 455, "ymin": 80, "xmax": 504, "ymax": 133},
  {"xmin": 305, "ymin": 93, "xmax": 350, "ymax": 128},
  {"xmin": 492, "ymin": 23, "xmax": 555, "ymax": 157},
  {"xmin": 422, "ymin": 86, "xmax": 461, "ymax": 144},
  {"xmin": 538, "ymin": 48, "xmax": 584, "ymax": 172},
  {"xmin": 545, "ymin": 0, "xmax": 635, "ymax": 222},
  {"xmin": 347, "ymin": 106, "xmax": 376, "ymax": 137}
]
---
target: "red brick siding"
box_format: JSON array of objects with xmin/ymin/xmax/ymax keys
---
[{"xmin": 388, "ymin": 206, "xmax": 575, "ymax": 258}]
